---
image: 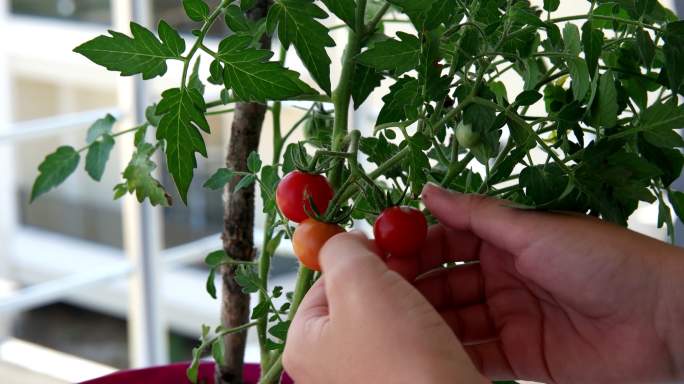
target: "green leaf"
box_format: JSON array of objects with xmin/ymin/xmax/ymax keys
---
[
  {"xmin": 211, "ymin": 338, "xmax": 225, "ymax": 364},
  {"xmin": 217, "ymin": 35, "xmax": 315, "ymax": 102},
  {"xmin": 636, "ymin": 28, "xmax": 655, "ymax": 68},
  {"xmin": 320, "ymin": 0, "xmax": 356, "ymax": 30},
  {"xmin": 261, "ymin": 165, "xmax": 280, "ymax": 214},
  {"xmin": 351, "ymin": 64, "xmax": 383, "ymax": 109},
  {"xmin": 187, "ymin": 347, "xmax": 201, "ymax": 383},
  {"xmin": 235, "ymin": 265, "xmax": 261, "ymax": 294},
  {"xmin": 543, "ymin": 0, "xmax": 560, "ymax": 11},
  {"xmin": 205, "ymin": 250, "xmax": 227, "ymax": 267},
  {"xmin": 567, "ymin": 58, "xmax": 591, "ymax": 101},
  {"xmin": 268, "ymin": 321, "xmax": 291, "ymax": 340},
  {"xmin": 86, "ymin": 114, "xmax": 116, "ymax": 143},
  {"xmin": 134, "ymin": 124, "xmax": 148, "ymax": 147},
  {"xmin": 85, "ymin": 134, "xmax": 115, "ymax": 181},
  {"xmin": 241, "ymin": 0, "xmax": 256, "ymax": 11},
  {"xmin": 515, "ymin": 90, "xmax": 542, "ymax": 106},
  {"xmin": 73, "ymin": 21, "xmax": 185, "ymax": 79},
  {"xmin": 267, "ymin": 0, "xmax": 335, "ymax": 94},
  {"xmin": 520, "ymin": 165, "xmax": 569, "ymax": 206},
  {"xmin": 668, "ymin": 190, "xmax": 684, "ymax": 223},
  {"xmin": 563, "ymin": 23, "xmax": 582, "ymax": 56},
  {"xmin": 204, "ymin": 168, "xmax": 235, "ymax": 190},
  {"xmin": 183, "ymin": 0, "xmax": 210, "ymax": 22},
  {"xmin": 224, "ymin": 4, "xmax": 252, "ymax": 33},
  {"xmin": 663, "ymin": 21, "xmax": 684, "ymax": 91},
  {"xmin": 595, "ymin": 71, "xmax": 618, "ymax": 128},
  {"xmin": 247, "ymin": 151, "xmax": 262, "ymax": 173},
  {"xmin": 639, "ymin": 138, "xmax": 684, "ymax": 186},
  {"xmin": 206, "ymin": 267, "xmax": 217, "ymax": 299},
  {"xmin": 156, "ymin": 87, "xmax": 209, "ymax": 204},
  {"xmin": 114, "ymin": 143, "xmax": 171, "ymax": 207},
  {"xmin": 31, "ymin": 146, "xmax": 80, "ymax": 202},
  {"xmin": 581, "ymin": 22, "xmax": 604, "ymax": 77},
  {"xmin": 188, "ymin": 57, "xmax": 205, "ymax": 96},
  {"xmin": 251, "ymin": 301, "xmax": 269, "ymax": 320},
  {"xmin": 234, "ymin": 174, "xmax": 256, "ymax": 192},
  {"xmin": 387, "ymin": 0, "xmax": 455, "ymax": 29},
  {"xmin": 376, "ymin": 77, "xmax": 420, "ymax": 125},
  {"xmin": 640, "ymin": 102, "xmax": 684, "ymax": 133},
  {"xmin": 146, "ymin": 104, "xmax": 162, "ymax": 127},
  {"xmin": 357, "ymin": 32, "xmax": 420, "ymax": 75}
]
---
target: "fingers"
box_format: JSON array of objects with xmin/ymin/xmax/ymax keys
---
[
  {"xmin": 416, "ymin": 263, "xmax": 485, "ymax": 309},
  {"xmin": 465, "ymin": 341, "xmax": 515, "ymax": 380},
  {"xmin": 422, "ymin": 183, "xmax": 546, "ymax": 255},
  {"xmin": 418, "ymin": 225, "xmax": 482, "ymax": 274},
  {"xmin": 441, "ymin": 303, "xmax": 496, "ymax": 343}
]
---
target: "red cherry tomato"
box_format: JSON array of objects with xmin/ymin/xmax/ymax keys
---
[
  {"xmin": 276, "ymin": 171, "xmax": 334, "ymax": 223},
  {"xmin": 292, "ymin": 218, "xmax": 344, "ymax": 271},
  {"xmin": 373, "ymin": 206, "xmax": 428, "ymax": 258}
]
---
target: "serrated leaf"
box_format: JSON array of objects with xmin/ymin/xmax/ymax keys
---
[
  {"xmin": 581, "ymin": 22, "xmax": 604, "ymax": 77},
  {"xmin": 205, "ymin": 250, "xmax": 227, "ymax": 267},
  {"xmin": 234, "ymin": 174, "xmax": 256, "ymax": 192},
  {"xmin": 567, "ymin": 58, "xmax": 591, "ymax": 101},
  {"xmin": 320, "ymin": 0, "xmax": 356, "ymax": 29},
  {"xmin": 134, "ymin": 124, "xmax": 149, "ymax": 148},
  {"xmin": 272, "ymin": 286, "xmax": 283, "ymax": 298},
  {"xmin": 357, "ymin": 32, "xmax": 420, "ymax": 75},
  {"xmin": 640, "ymin": 102, "xmax": 684, "ymax": 132},
  {"xmin": 235, "ymin": 265, "xmax": 261, "ymax": 294},
  {"xmin": 268, "ymin": 321, "xmax": 291, "ymax": 340},
  {"xmin": 217, "ymin": 35, "xmax": 315, "ymax": 102},
  {"xmin": 251, "ymin": 301, "xmax": 269, "ymax": 320},
  {"xmin": 595, "ymin": 71, "xmax": 618, "ymax": 128},
  {"xmin": 351, "ymin": 64, "xmax": 383, "ymax": 109},
  {"xmin": 183, "ymin": 0, "xmax": 210, "ymax": 22},
  {"xmin": 85, "ymin": 134, "xmax": 115, "ymax": 181},
  {"xmin": 156, "ymin": 87, "xmax": 209, "ymax": 204},
  {"xmin": 206, "ymin": 267, "xmax": 217, "ymax": 299},
  {"xmin": 86, "ymin": 114, "xmax": 116, "ymax": 143},
  {"xmin": 267, "ymin": 0, "xmax": 335, "ymax": 94},
  {"xmin": 115, "ymin": 143, "xmax": 171, "ymax": 207},
  {"xmin": 73, "ymin": 21, "xmax": 185, "ymax": 79},
  {"xmin": 663, "ymin": 21, "xmax": 684, "ymax": 91},
  {"xmin": 204, "ymin": 168, "xmax": 235, "ymax": 190},
  {"xmin": 636, "ymin": 28, "xmax": 655, "ymax": 68},
  {"xmin": 376, "ymin": 77, "xmax": 420, "ymax": 125},
  {"xmin": 261, "ymin": 165, "xmax": 280, "ymax": 214},
  {"xmin": 247, "ymin": 151, "xmax": 262, "ymax": 173},
  {"xmin": 31, "ymin": 146, "xmax": 80, "ymax": 202},
  {"xmin": 224, "ymin": 4, "xmax": 252, "ymax": 33}
]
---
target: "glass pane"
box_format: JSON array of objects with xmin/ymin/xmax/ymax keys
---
[{"xmin": 10, "ymin": 0, "xmax": 111, "ymax": 25}]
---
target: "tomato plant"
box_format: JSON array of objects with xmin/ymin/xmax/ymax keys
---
[
  {"xmin": 29, "ymin": 0, "xmax": 684, "ymax": 383},
  {"xmin": 374, "ymin": 206, "xmax": 428, "ymax": 259},
  {"xmin": 276, "ymin": 170, "xmax": 334, "ymax": 223}
]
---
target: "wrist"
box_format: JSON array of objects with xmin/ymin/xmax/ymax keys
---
[{"xmin": 656, "ymin": 246, "xmax": 684, "ymax": 378}]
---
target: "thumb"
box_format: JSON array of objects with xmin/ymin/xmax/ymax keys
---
[{"xmin": 318, "ymin": 231, "xmax": 392, "ymax": 313}]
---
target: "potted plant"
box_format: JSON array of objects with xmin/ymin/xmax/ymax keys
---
[{"xmin": 30, "ymin": 0, "xmax": 684, "ymax": 383}]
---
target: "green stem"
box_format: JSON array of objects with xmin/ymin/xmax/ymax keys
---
[
  {"xmin": 365, "ymin": 3, "xmax": 391, "ymax": 35},
  {"xmin": 329, "ymin": 0, "xmax": 367, "ymax": 188},
  {"xmin": 77, "ymin": 125, "xmax": 142, "ymax": 153},
  {"xmin": 442, "ymin": 152, "xmax": 475, "ymax": 187},
  {"xmin": 181, "ymin": 1, "xmax": 229, "ymax": 88}
]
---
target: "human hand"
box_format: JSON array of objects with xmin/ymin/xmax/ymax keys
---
[
  {"xmin": 418, "ymin": 184, "xmax": 684, "ymax": 383},
  {"xmin": 283, "ymin": 231, "xmax": 488, "ymax": 384}
]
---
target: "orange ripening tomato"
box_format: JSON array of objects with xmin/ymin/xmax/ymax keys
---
[{"xmin": 292, "ymin": 218, "xmax": 344, "ymax": 271}]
